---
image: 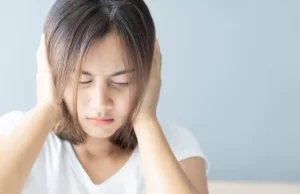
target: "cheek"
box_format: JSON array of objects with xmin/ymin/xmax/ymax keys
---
[
  {"xmin": 77, "ymin": 90, "xmax": 89, "ymax": 107},
  {"xmin": 114, "ymin": 91, "xmax": 134, "ymax": 117},
  {"xmin": 115, "ymin": 87, "xmax": 136, "ymax": 117},
  {"xmin": 63, "ymin": 86, "xmax": 88, "ymax": 116}
]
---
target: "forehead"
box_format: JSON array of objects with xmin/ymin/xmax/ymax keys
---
[{"xmin": 83, "ymin": 32, "xmax": 126, "ymax": 71}]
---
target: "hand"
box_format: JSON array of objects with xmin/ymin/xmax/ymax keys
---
[
  {"xmin": 35, "ymin": 34, "xmax": 59, "ymax": 113},
  {"xmin": 134, "ymin": 39, "xmax": 162, "ymax": 124}
]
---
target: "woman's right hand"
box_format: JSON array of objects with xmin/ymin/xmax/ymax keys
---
[{"xmin": 35, "ymin": 34, "xmax": 59, "ymax": 116}]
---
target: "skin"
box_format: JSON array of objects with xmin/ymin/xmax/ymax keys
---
[
  {"xmin": 63, "ymin": 32, "xmax": 209, "ymax": 194},
  {"xmin": 0, "ymin": 32, "xmax": 209, "ymax": 194},
  {"xmin": 63, "ymin": 33, "xmax": 138, "ymax": 183}
]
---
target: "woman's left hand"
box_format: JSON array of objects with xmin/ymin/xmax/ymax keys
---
[{"xmin": 133, "ymin": 39, "xmax": 162, "ymax": 125}]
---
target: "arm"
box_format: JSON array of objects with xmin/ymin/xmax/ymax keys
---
[
  {"xmin": 134, "ymin": 118, "xmax": 208, "ymax": 194},
  {"xmin": 0, "ymin": 33, "xmax": 59, "ymax": 194},
  {"xmin": 0, "ymin": 104, "xmax": 57, "ymax": 194},
  {"xmin": 133, "ymin": 40, "xmax": 208, "ymax": 194}
]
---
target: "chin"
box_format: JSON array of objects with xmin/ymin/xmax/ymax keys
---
[
  {"xmin": 85, "ymin": 130, "xmax": 114, "ymax": 139},
  {"xmin": 82, "ymin": 122, "xmax": 119, "ymax": 139}
]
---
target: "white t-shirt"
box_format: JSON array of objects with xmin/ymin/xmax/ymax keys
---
[{"xmin": 0, "ymin": 111, "xmax": 209, "ymax": 194}]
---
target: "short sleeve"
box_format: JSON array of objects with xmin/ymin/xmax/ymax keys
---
[
  {"xmin": 162, "ymin": 124, "xmax": 210, "ymax": 174},
  {"xmin": 0, "ymin": 111, "xmax": 26, "ymax": 136}
]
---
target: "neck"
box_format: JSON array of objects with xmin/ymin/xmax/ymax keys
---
[{"xmin": 72, "ymin": 136, "xmax": 120, "ymax": 161}]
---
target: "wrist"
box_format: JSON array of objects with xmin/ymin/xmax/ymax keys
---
[
  {"xmin": 134, "ymin": 113, "xmax": 156, "ymax": 123},
  {"xmin": 35, "ymin": 102, "xmax": 60, "ymax": 124},
  {"xmin": 133, "ymin": 115, "xmax": 159, "ymax": 131}
]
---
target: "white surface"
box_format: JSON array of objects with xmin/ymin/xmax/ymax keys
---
[{"xmin": 208, "ymin": 181, "xmax": 300, "ymax": 194}]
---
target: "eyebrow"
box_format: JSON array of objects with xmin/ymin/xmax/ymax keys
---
[
  {"xmin": 81, "ymin": 68, "xmax": 136, "ymax": 77},
  {"xmin": 111, "ymin": 68, "xmax": 136, "ymax": 77}
]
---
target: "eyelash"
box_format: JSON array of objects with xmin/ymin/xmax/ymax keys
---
[
  {"xmin": 78, "ymin": 81, "xmax": 129, "ymax": 86},
  {"xmin": 79, "ymin": 81, "xmax": 92, "ymax": 84},
  {"xmin": 112, "ymin": 82, "xmax": 129, "ymax": 86}
]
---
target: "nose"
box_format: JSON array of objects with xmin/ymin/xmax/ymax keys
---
[{"xmin": 90, "ymin": 85, "xmax": 113, "ymax": 111}]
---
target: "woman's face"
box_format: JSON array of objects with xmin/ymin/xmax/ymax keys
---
[{"xmin": 63, "ymin": 33, "xmax": 136, "ymax": 139}]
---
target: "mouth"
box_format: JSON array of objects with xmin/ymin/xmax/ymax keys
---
[{"xmin": 86, "ymin": 117, "xmax": 114, "ymax": 125}]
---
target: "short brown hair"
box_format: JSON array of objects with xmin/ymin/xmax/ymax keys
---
[{"xmin": 43, "ymin": 0, "xmax": 156, "ymax": 150}]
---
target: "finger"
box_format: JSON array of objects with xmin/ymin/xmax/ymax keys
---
[
  {"xmin": 154, "ymin": 39, "xmax": 160, "ymax": 55},
  {"xmin": 36, "ymin": 35, "xmax": 44, "ymax": 73},
  {"xmin": 154, "ymin": 40, "xmax": 162, "ymax": 73},
  {"xmin": 158, "ymin": 51, "xmax": 162, "ymax": 73},
  {"xmin": 37, "ymin": 34, "xmax": 51, "ymax": 76}
]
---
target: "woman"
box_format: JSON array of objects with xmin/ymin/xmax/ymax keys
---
[{"xmin": 0, "ymin": 0, "xmax": 209, "ymax": 193}]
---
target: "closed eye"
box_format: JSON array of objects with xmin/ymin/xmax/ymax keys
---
[
  {"xmin": 111, "ymin": 81, "xmax": 129, "ymax": 86},
  {"xmin": 79, "ymin": 80, "xmax": 92, "ymax": 84}
]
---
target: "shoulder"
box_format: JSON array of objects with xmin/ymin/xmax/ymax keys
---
[
  {"xmin": 0, "ymin": 109, "xmax": 66, "ymax": 156},
  {"xmin": 0, "ymin": 110, "xmax": 63, "ymax": 145},
  {"xmin": 0, "ymin": 110, "xmax": 67, "ymax": 165},
  {"xmin": 161, "ymin": 123, "xmax": 209, "ymax": 173},
  {"xmin": 0, "ymin": 110, "xmax": 25, "ymax": 122},
  {"xmin": 0, "ymin": 111, "xmax": 26, "ymax": 135}
]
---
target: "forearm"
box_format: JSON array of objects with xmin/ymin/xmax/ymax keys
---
[
  {"xmin": 0, "ymin": 104, "xmax": 57, "ymax": 194},
  {"xmin": 134, "ymin": 118, "xmax": 200, "ymax": 194}
]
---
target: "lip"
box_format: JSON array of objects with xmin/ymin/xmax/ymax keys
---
[{"xmin": 87, "ymin": 117, "xmax": 114, "ymax": 125}]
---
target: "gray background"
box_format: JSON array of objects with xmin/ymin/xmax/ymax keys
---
[{"xmin": 0, "ymin": 0, "xmax": 299, "ymax": 182}]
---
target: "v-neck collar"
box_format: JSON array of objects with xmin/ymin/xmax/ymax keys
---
[{"xmin": 65, "ymin": 141, "xmax": 138, "ymax": 191}]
